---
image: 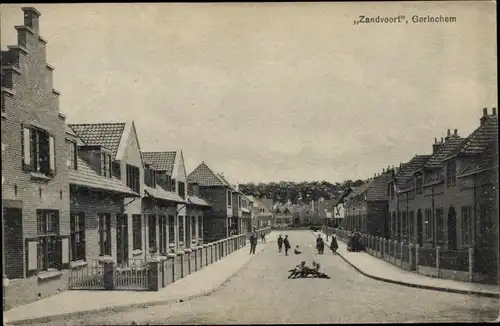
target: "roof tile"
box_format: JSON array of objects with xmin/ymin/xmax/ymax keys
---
[
  {"xmin": 69, "ymin": 157, "xmax": 139, "ymax": 196},
  {"xmin": 69, "ymin": 123, "xmax": 126, "ymax": 159},
  {"xmin": 144, "ymin": 185, "xmax": 186, "ymax": 203},
  {"xmin": 187, "ymin": 162, "xmax": 232, "ymax": 188},
  {"xmin": 424, "ymin": 136, "xmax": 464, "ymax": 169},
  {"xmin": 141, "ymin": 151, "xmax": 176, "ymax": 174},
  {"xmin": 188, "ymin": 195, "xmax": 211, "ymax": 207},
  {"xmin": 446, "ymin": 115, "xmax": 498, "ymax": 159}
]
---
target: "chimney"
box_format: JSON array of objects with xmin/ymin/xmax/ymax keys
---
[
  {"xmin": 382, "ymin": 168, "xmax": 385, "ymax": 173},
  {"xmin": 480, "ymin": 107, "xmax": 489, "ymax": 126},
  {"xmin": 453, "ymin": 129, "xmax": 458, "ymax": 136},
  {"xmin": 447, "ymin": 129, "xmax": 451, "ymax": 137},
  {"xmin": 432, "ymin": 141, "xmax": 442, "ymax": 154},
  {"xmin": 441, "ymin": 137, "xmax": 444, "ymax": 143},
  {"xmin": 493, "ymin": 108, "xmax": 497, "ymax": 116},
  {"xmin": 22, "ymin": 7, "xmax": 41, "ymax": 33}
]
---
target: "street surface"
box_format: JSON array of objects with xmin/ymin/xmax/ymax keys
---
[{"xmin": 27, "ymin": 231, "xmax": 499, "ymax": 325}]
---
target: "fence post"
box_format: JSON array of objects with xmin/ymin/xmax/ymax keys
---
[
  {"xmin": 393, "ymin": 241, "xmax": 397, "ymax": 264},
  {"xmin": 400, "ymin": 242, "xmax": 404, "ymax": 267},
  {"xmin": 408, "ymin": 243, "xmax": 413, "ymax": 270},
  {"xmin": 185, "ymin": 248, "xmax": 192, "ymax": 274},
  {"xmin": 415, "ymin": 243, "xmax": 419, "ymax": 274},
  {"xmin": 468, "ymin": 247, "xmax": 474, "ymax": 282},
  {"xmin": 178, "ymin": 251, "xmax": 185, "ymax": 278},
  {"xmin": 436, "ymin": 246, "xmax": 440, "ymax": 278},
  {"xmin": 103, "ymin": 259, "xmax": 115, "ymax": 290},
  {"xmin": 168, "ymin": 253, "xmax": 176, "ymax": 282},
  {"xmin": 148, "ymin": 259, "xmax": 161, "ymax": 291}
]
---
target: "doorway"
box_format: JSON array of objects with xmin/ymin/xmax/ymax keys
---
[
  {"xmin": 116, "ymin": 214, "xmax": 129, "ymax": 267},
  {"xmin": 447, "ymin": 207, "xmax": 457, "ymax": 250},
  {"xmin": 417, "ymin": 209, "xmax": 423, "ymax": 246}
]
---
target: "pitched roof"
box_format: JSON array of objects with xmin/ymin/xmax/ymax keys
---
[
  {"xmin": 424, "ymin": 136, "xmax": 464, "ymax": 169},
  {"xmin": 459, "ymin": 141, "xmax": 498, "ymax": 177},
  {"xmin": 445, "ymin": 114, "xmax": 498, "ymax": 160},
  {"xmin": 187, "ymin": 195, "xmax": 211, "ymax": 207},
  {"xmin": 394, "ymin": 155, "xmax": 432, "ymax": 187},
  {"xmin": 144, "ymin": 185, "xmax": 186, "ymax": 204},
  {"xmin": 69, "ymin": 157, "xmax": 139, "ymax": 196},
  {"xmin": 69, "ymin": 123, "xmax": 126, "ymax": 159},
  {"xmin": 141, "ymin": 151, "xmax": 176, "ymax": 174},
  {"xmin": 365, "ymin": 173, "xmax": 393, "ymax": 201},
  {"xmin": 187, "ymin": 162, "xmax": 234, "ymax": 188},
  {"xmin": 423, "ymin": 170, "xmax": 444, "ymax": 186},
  {"xmin": 65, "ymin": 125, "xmax": 78, "ymax": 137}
]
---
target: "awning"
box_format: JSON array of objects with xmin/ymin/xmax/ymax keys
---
[
  {"xmin": 187, "ymin": 195, "xmax": 211, "ymax": 207},
  {"xmin": 144, "ymin": 185, "xmax": 186, "ymax": 204}
]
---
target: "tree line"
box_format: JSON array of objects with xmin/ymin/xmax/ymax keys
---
[{"xmin": 238, "ymin": 180, "xmax": 365, "ymax": 205}]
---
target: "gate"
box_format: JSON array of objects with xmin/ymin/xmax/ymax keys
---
[
  {"xmin": 69, "ymin": 262, "xmax": 105, "ymax": 290},
  {"xmin": 114, "ymin": 262, "xmax": 149, "ymax": 291}
]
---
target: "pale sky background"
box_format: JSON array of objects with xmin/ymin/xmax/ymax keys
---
[{"xmin": 1, "ymin": 2, "xmax": 497, "ymax": 184}]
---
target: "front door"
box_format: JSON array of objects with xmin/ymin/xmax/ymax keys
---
[
  {"xmin": 417, "ymin": 210, "xmax": 423, "ymax": 246},
  {"xmin": 116, "ymin": 214, "xmax": 129, "ymax": 267},
  {"xmin": 447, "ymin": 207, "xmax": 457, "ymax": 250}
]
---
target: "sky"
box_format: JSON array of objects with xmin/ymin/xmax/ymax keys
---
[{"xmin": 1, "ymin": 2, "xmax": 497, "ymax": 184}]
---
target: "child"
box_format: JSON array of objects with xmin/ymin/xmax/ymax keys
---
[{"xmin": 294, "ymin": 245, "xmax": 302, "ymax": 255}]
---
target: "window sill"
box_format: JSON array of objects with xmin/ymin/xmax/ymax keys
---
[
  {"xmin": 132, "ymin": 249, "xmax": 143, "ymax": 257},
  {"xmin": 70, "ymin": 260, "xmax": 88, "ymax": 269},
  {"xmin": 30, "ymin": 172, "xmax": 52, "ymax": 181},
  {"xmin": 168, "ymin": 243, "xmax": 176, "ymax": 248},
  {"xmin": 38, "ymin": 269, "xmax": 63, "ymax": 281},
  {"xmin": 97, "ymin": 255, "xmax": 113, "ymax": 263}
]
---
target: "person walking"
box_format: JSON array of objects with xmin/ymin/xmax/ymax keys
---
[
  {"xmin": 261, "ymin": 232, "xmax": 266, "ymax": 244},
  {"xmin": 277, "ymin": 234, "xmax": 283, "ymax": 253},
  {"xmin": 283, "ymin": 235, "xmax": 291, "ymax": 256},
  {"xmin": 329, "ymin": 234, "xmax": 339, "ymax": 255},
  {"xmin": 249, "ymin": 233, "xmax": 257, "ymax": 255},
  {"xmin": 316, "ymin": 235, "xmax": 325, "ymax": 254}
]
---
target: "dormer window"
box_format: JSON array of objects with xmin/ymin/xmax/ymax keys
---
[
  {"xmin": 67, "ymin": 140, "xmax": 77, "ymax": 170},
  {"xmin": 126, "ymin": 164, "xmax": 140, "ymax": 193},
  {"xmin": 178, "ymin": 181, "xmax": 185, "ymax": 199},
  {"xmin": 144, "ymin": 166, "xmax": 156, "ymax": 188},
  {"xmin": 416, "ymin": 175, "xmax": 422, "ymax": 194},
  {"xmin": 171, "ymin": 178, "xmax": 176, "ymax": 192},
  {"xmin": 100, "ymin": 152, "xmax": 112, "ymax": 178},
  {"xmin": 446, "ymin": 160, "xmax": 456, "ymax": 186}
]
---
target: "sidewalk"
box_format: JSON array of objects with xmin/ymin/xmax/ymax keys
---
[
  {"xmin": 312, "ymin": 231, "xmax": 499, "ymax": 298},
  {"xmin": 5, "ymin": 233, "xmax": 275, "ymax": 325}
]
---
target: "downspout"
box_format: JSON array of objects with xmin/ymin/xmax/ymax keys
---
[
  {"xmin": 396, "ymin": 190, "xmax": 400, "ymax": 243},
  {"xmin": 432, "ymin": 186, "xmax": 436, "ymax": 248},
  {"xmin": 406, "ymin": 193, "xmax": 409, "ymax": 244}
]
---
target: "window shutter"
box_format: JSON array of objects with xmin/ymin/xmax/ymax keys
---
[
  {"xmin": 22, "ymin": 126, "xmax": 31, "ymax": 168},
  {"xmin": 49, "ymin": 135, "xmax": 55, "ymax": 172},
  {"xmin": 25, "ymin": 238, "xmax": 39, "ymax": 277}
]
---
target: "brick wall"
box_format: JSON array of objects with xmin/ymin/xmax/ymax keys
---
[
  {"xmin": 200, "ymin": 186, "xmax": 229, "ymax": 218},
  {"xmin": 1, "ymin": 9, "xmax": 70, "ymax": 281}
]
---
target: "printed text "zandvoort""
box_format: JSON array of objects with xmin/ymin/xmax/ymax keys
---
[{"xmin": 353, "ymin": 15, "xmax": 457, "ymax": 25}]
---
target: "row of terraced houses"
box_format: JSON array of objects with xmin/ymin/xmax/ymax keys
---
[
  {"xmin": 335, "ymin": 108, "xmax": 498, "ymax": 284},
  {"xmin": 1, "ymin": 7, "xmax": 273, "ymax": 309}
]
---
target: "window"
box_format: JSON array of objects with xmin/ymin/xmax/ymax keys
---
[
  {"xmin": 424, "ymin": 208, "xmax": 433, "ymax": 239},
  {"xmin": 70, "ymin": 212, "xmax": 85, "ymax": 261},
  {"xmin": 389, "ymin": 183, "xmax": 394, "ymax": 199},
  {"xmin": 126, "ymin": 164, "xmax": 140, "ymax": 193},
  {"xmin": 67, "ymin": 140, "xmax": 77, "ymax": 170},
  {"xmin": 402, "ymin": 211, "xmax": 407, "ymax": 238},
  {"xmin": 168, "ymin": 215, "xmax": 175, "ymax": 244},
  {"xmin": 446, "ymin": 160, "xmax": 457, "ymax": 186},
  {"xmin": 159, "ymin": 215, "xmax": 167, "ymax": 254},
  {"xmin": 178, "ymin": 181, "xmax": 185, "ymax": 199},
  {"xmin": 171, "ymin": 178, "xmax": 176, "ymax": 192},
  {"xmin": 112, "ymin": 162, "xmax": 121, "ymax": 179},
  {"xmin": 436, "ymin": 208, "xmax": 444, "ymax": 243},
  {"xmin": 37, "ymin": 210, "xmax": 59, "ymax": 271},
  {"xmin": 101, "ymin": 152, "xmax": 112, "ymax": 178},
  {"xmin": 98, "ymin": 213, "xmax": 111, "ymax": 256},
  {"xmin": 132, "ymin": 214, "xmax": 142, "ymax": 250},
  {"xmin": 461, "ymin": 206, "xmax": 472, "ymax": 246},
  {"xmin": 148, "ymin": 215, "xmax": 157, "ymax": 249},
  {"xmin": 22, "ymin": 125, "xmax": 56, "ymax": 174},
  {"xmin": 144, "ymin": 167, "xmax": 156, "ymax": 187},
  {"xmin": 178, "ymin": 216, "xmax": 184, "ymax": 243},
  {"xmin": 227, "ymin": 190, "xmax": 232, "ymax": 207},
  {"xmin": 191, "ymin": 216, "xmax": 196, "ymax": 239},
  {"xmin": 409, "ymin": 210, "xmax": 415, "ymax": 240},
  {"xmin": 198, "ymin": 217, "xmax": 203, "ymax": 240},
  {"xmin": 415, "ymin": 176, "xmax": 422, "ymax": 194}
]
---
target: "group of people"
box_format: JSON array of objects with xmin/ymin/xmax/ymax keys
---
[
  {"xmin": 316, "ymin": 233, "xmax": 339, "ymax": 255},
  {"xmin": 249, "ymin": 231, "xmax": 268, "ymax": 254},
  {"xmin": 277, "ymin": 234, "xmax": 292, "ymax": 255},
  {"xmin": 288, "ymin": 261, "xmax": 331, "ymax": 279}
]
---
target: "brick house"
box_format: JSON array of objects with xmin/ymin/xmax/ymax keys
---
[
  {"xmin": 141, "ymin": 150, "xmax": 208, "ymax": 252},
  {"xmin": 69, "ymin": 121, "xmax": 151, "ymax": 264},
  {"xmin": 1, "ymin": 7, "xmax": 72, "ymax": 309},
  {"xmin": 187, "ymin": 162, "xmax": 236, "ymax": 242},
  {"xmin": 247, "ymin": 196, "xmax": 273, "ymax": 229},
  {"xmin": 441, "ymin": 108, "xmax": 498, "ymax": 282},
  {"xmin": 66, "ymin": 125, "xmax": 140, "ymax": 268},
  {"xmin": 186, "ymin": 182, "xmax": 211, "ymax": 246},
  {"xmin": 387, "ymin": 155, "xmax": 432, "ymax": 243},
  {"xmin": 238, "ymin": 193, "xmax": 253, "ymax": 234},
  {"xmin": 394, "ymin": 130, "xmax": 463, "ymax": 248},
  {"xmin": 343, "ymin": 170, "xmax": 393, "ymax": 237}
]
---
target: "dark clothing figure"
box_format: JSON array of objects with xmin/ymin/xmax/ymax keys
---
[
  {"xmin": 261, "ymin": 232, "xmax": 266, "ymax": 244},
  {"xmin": 249, "ymin": 233, "xmax": 257, "ymax": 255},
  {"xmin": 330, "ymin": 235, "xmax": 339, "ymax": 254},
  {"xmin": 316, "ymin": 236, "xmax": 325, "ymax": 254},
  {"xmin": 294, "ymin": 245, "xmax": 302, "ymax": 255},
  {"xmin": 283, "ymin": 236, "xmax": 291, "ymax": 256},
  {"xmin": 277, "ymin": 235, "xmax": 283, "ymax": 253}
]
